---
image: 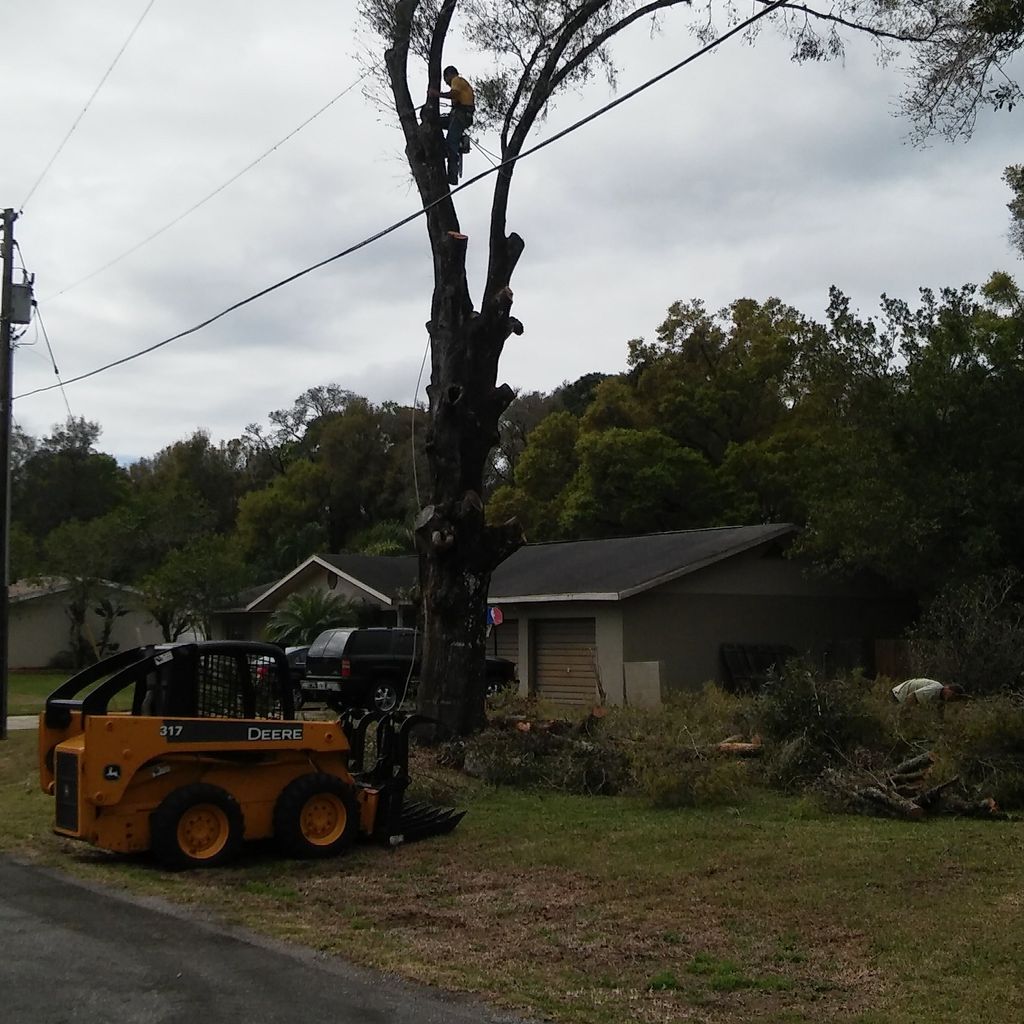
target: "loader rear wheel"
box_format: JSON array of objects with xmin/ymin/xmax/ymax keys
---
[
  {"xmin": 150, "ymin": 784, "xmax": 244, "ymax": 870},
  {"xmin": 274, "ymin": 773, "xmax": 359, "ymax": 859}
]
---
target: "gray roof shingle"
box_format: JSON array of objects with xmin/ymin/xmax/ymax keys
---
[
  {"xmin": 318, "ymin": 553, "xmax": 419, "ymax": 600},
  {"xmin": 489, "ymin": 524, "xmax": 796, "ymax": 601}
]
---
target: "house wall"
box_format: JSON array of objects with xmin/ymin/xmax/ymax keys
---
[
  {"xmin": 621, "ymin": 548, "xmax": 914, "ymax": 692},
  {"xmin": 503, "ymin": 603, "xmax": 624, "ymax": 704},
  {"xmin": 498, "ymin": 548, "xmax": 912, "ymax": 706},
  {"xmin": 9, "ymin": 589, "xmax": 165, "ymax": 669},
  {"xmin": 215, "ymin": 610, "xmax": 273, "ymax": 642}
]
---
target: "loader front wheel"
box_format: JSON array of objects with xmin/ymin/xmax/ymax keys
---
[
  {"xmin": 150, "ymin": 784, "xmax": 244, "ymax": 870},
  {"xmin": 273, "ymin": 773, "xmax": 359, "ymax": 859}
]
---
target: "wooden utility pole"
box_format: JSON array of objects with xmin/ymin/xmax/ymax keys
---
[{"xmin": 0, "ymin": 208, "xmax": 15, "ymax": 741}]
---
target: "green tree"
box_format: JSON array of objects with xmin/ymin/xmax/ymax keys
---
[
  {"xmin": 142, "ymin": 536, "xmax": 247, "ymax": 640},
  {"xmin": 265, "ymin": 589, "xmax": 362, "ymax": 645},
  {"xmin": 555, "ymin": 372, "xmax": 611, "ymax": 418},
  {"xmin": 234, "ymin": 459, "xmax": 330, "ymax": 579},
  {"xmin": 13, "ymin": 418, "xmax": 127, "ymax": 540},
  {"xmin": 487, "ymin": 410, "xmax": 580, "ymax": 539},
  {"xmin": 42, "ymin": 518, "xmax": 126, "ymax": 666},
  {"xmin": 348, "ymin": 520, "xmax": 415, "ymax": 556},
  {"xmin": 1005, "ymin": 164, "xmax": 1024, "ymax": 259},
  {"xmin": 791, "ymin": 278, "xmax": 1024, "ymax": 590},
  {"xmin": 486, "ymin": 389, "xmax": 558, "ymax": 492},
  {"xmin": 129, "ymin": 431, "xmax": 244, "ymax": 535},
  {"xmin": 559, "ymin": 428, "xmax": 722, "ymax": 537}
]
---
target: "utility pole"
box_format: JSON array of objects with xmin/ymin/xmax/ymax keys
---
[{"xmin": 0, "ymin": 208, "xmax": 16, "ymax": 741}]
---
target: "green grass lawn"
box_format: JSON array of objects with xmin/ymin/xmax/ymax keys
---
[
  {"xmin": 7, "ymin": 672, "xmax": 65, "ymax": 715},
  {"xmin": 2, "ymin": 730, "xmax": 1022, "ymax": 1023}
]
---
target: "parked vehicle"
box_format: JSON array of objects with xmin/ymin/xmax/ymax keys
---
[
  {"xmin": 285, "ymin": 644, "xmax": 310, "ymax": 687},
  {"xmin": 254, "ymin": 644, "xmax": 311, "ymax": 710},
  {"xmin": 38, "ymin": 642, "xmax": 464, "ymax": 868},
  {"xmin": 302, "ymin": 627, "xmax": 517, "ymax": 712}
]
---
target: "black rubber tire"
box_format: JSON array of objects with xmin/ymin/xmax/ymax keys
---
[
  {"xmin": 150, "ymin": 783, "xmax": 244, "ymax": 870},
  {"xmin": 371, "ymin": 678, "xmax": 400, "ymax": 712},
  {"xmin": 273, "ymin": 773, "xmax": 360, "ymax": 859}
]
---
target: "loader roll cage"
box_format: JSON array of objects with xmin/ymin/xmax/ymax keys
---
[{"xmin": 44, "ymin": 641, "xmax": 296, "ymax": 728}]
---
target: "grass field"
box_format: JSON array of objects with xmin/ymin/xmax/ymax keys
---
[
  {"xmin": 2, "ymin": 730, "xmax": 1022, "ymax": 1023},
  {"xmin": 7, "ymin": 672, "xmax": 65, "ymax": 715}
]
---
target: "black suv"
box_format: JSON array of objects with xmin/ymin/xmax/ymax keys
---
[{"xmin": 302, "ymin": 627, "xmax": 517, "ymax": 712}]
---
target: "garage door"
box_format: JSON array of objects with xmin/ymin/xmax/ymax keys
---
[
  {"xmin": 534, "ymin": 618, "xmax": 598, "ymax": 706},
  {"xmin": 490, "ymin": 619, "xmax": 519, "ymax": 669}
]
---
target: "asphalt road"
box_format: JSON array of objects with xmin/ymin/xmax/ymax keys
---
[{"xmin": 0, "ymin": 856, "xmax": 527, "ymax": 1024}]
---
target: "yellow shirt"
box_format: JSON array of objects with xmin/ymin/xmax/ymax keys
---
[{"xmin": 449, "ymin": 75, "xmax": 474, "ymax": 108}]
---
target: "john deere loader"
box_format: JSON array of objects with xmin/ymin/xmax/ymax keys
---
[{"xmin": 38, "ymin": 641, "xmax": 463, "ymax": 869}]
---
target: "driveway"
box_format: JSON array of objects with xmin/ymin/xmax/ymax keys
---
[{"xmin": 0, "ymin": 856, "xmax": 527, "ymax": 1024}]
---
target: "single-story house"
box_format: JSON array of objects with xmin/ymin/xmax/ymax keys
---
[
  {"xmin": 213, "ymin": 525, "xmax": 914, "ymax": 706},
  {"xmin": 9, "ymin": 577, "xmax": 167, "ymax": 670},
  {"xmin": 213, "ymin": 554, "xmax": 419, "ymax": 641}
]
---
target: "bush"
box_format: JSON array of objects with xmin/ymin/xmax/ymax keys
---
[
  {"xmin": 755, "ymin": 661, "xmax": 893, "ymax": 789},
  {"xmin": 464, "ymin": 684, "xmax": 756, "ymax": 804},
  {"xmin": 612, "ymin": 686, "xmax": 756, "ymax": 807},
  {"xmin": 932, "ymin": 694, "xmax": 1024, "ymax": 808},
  {"xmin": 461, "ymin": 724, "xmax": 631, "ymax": 795}
]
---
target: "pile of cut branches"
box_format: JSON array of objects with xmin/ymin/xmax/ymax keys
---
[{"xmin": 821, "ymin": 751, "xmax": 1009, "ymax": 821}]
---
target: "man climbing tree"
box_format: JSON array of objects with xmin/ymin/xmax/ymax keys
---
[
  {"xmin": 357, "ymin": 0, "xmax": 1022, "ymax": 737},
  {"xmin": 429, "ymin": 64, "xmax": 475, "ymax": 184}
]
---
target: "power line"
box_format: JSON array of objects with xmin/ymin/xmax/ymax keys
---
[
  {"xmin": 471, "ymin": 139, "xmax": 499, "ymax": 168},
  {"xmin": 15, "ymin": 0, "xmax": 787, "ymax": 403},
  {"xmin": 19, "ymin": 0, "xmax": 159, "ymax": 212},
  {"xmin": 45, "ymin": 75, "xmax": 365, "ymax": 302},
  {"xmin": 34, "ymin": 305, "xmax": 74, "ymax": 420}
]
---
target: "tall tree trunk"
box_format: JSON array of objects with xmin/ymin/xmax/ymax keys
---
[
  {"xmin": 383, "ymin": 9, "xmax": 524, "ymax": 736},
  {"xmin": 413, "ymin": 251, "xmax": 524, "ymax": 736}
]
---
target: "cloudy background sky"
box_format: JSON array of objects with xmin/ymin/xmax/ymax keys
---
[{"xmin": 3, "ymin": 1, "xmax": 1020, "ymax": 460}]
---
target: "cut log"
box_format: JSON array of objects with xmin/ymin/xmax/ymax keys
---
[
  {"xmin": 940, "ymin": 796, "xmax": 1010, "ymax": 820},
  {"xmin": 913, "ymin": 776, "xmax": 960, "ymax": 811},
  {"xmin": 855, "ymin": 786, "xmax": 926, "ymax": 820},
  {"xmin": 714, "ymin": 741, "xmax": 764, "ymax": 757},
  {"xmin": 892, "ymin": 752, "xmax": 937, "ymax": 776}
]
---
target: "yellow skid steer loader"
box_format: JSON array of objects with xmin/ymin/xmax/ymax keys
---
[{"xmin": 38, "ymin": 641, "xmax": 463, "ymax": 869}]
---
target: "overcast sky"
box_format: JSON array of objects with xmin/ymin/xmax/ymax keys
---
[{"xmin": 3, "ymin": 1, "xmax": 1020, "ymax": 460}]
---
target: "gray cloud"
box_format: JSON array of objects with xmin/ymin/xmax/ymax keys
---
[{"xmin": 6, "ymin": 2, "xmax": 1021, "ymax": 459}]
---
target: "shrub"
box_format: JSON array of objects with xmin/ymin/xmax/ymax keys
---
[
  {"xmin": 612, "ymin": 686, "xmax": 756, "ymax": 807},
  {"xmin": 461, "ymin": 725, "xmax": 631, "ymax": 795},
  {"xmin": 755, "ymin": 661, "xmax": 893, "ymax": 789},
  {"xmin": 932, "ymin": 693, "xmax": 1024, "ymax": 808}
]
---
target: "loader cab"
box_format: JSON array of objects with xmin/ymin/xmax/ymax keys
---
[{"xmin": 43, "ymin": 642, "xmax": 296, "ymax": 733}]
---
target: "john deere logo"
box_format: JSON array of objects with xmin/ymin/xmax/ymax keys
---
[{"xmin": 103, "ymin": 764, "xmax": 121, "ymax": 781}]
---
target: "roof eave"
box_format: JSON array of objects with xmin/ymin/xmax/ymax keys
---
[
  {"xmin": 488, "ymin": 592, "xmax": 620, "ymax": 604},
  {"xmin": 245, "ymin": 555, "xmax": 394, "ymax": 612}
]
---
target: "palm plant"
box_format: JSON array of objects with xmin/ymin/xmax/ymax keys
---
[{"xmin": 265, "ymin": 588, "xmax": 361, "ymax": 645}]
